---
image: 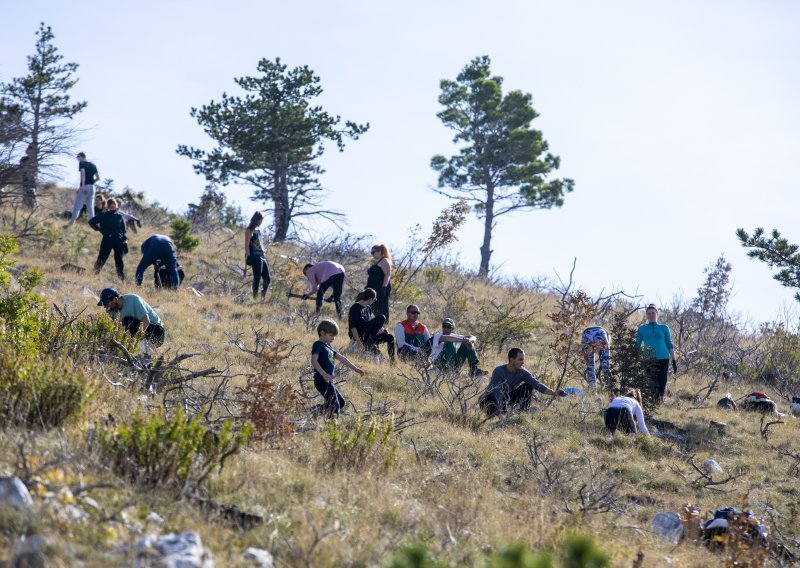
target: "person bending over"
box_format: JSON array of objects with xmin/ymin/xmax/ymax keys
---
[
  {"xmin": 431, "ymin": 318, "xmax": 481, "ymax": 377},
  {"xmin": 581, "ymin": 325, "xmax": 613, "ymax": 392},
  {"xmin": 395, "ymin": 304, "xmax": 431, "ymax": 361},
  {"xmin": 311, "ymin": 319, "xmax": 365, "ymax": 416},
  {"xmin": 97, "ymin": 287, "xmax": 165, "ymax": 346},
  {"xmin": 479, "ymin": 348, "xmax": 565, "ymax": 416},
  {"xmin": 303, "ymin": 261, "xmax": 346, "ymax": 318},
  {"xmin": 604, "ymin": 389, "xmax": 649, "ymax": 435},
  {"xmin": 348, "ymin": 288, "xmax": 395, "ymax": 361},
  {"xmin": 135, "ymin": 234, "xmax": 180, "ymax": 289}
]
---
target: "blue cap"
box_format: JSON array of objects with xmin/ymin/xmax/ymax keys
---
[{"xmin": 98, "ymin": 288, "xmax": 120, "ymax": 307}]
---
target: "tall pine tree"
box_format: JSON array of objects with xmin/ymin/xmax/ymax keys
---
[
  {"xmin": 177, "ymin": 58, "xmax": 368, "ymax": 241},
  {"xmin": 0, "ymin": 23, "xmax": 86, "ymax": 207},
  {"xmin": 432, "ymin": 56, "xmax": 574, "ymax": 276}
]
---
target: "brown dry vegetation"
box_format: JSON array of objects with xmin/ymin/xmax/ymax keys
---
[{"xmin": 0, "ymin": 188, "xmax": 798, "ymax": 567}]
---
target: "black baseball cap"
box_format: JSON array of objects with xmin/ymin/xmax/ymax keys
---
[{"xmin": 98, "ymin": 288, "xmax": 120, "ymax": 307}]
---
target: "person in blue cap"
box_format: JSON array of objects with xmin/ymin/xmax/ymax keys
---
[
  {"xmin": 135, "ymin": 235, "xmax": 180, "ymax": 289},
  {"xmin": 97, "ymin": 287, "xmax": 166, "ymax": 346}
]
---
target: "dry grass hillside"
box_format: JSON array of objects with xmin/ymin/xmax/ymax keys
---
[{"xmin": 0, "ymin": 187, "xmax": 798, "ymax": 567}]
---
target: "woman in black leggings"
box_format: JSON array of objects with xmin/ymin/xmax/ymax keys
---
[
  {"xmin": 366, "ymin": 243, "xmax": 392, "ymax": 320},
  {"xmin": 244, "ymin": 212, "xmax": 271, "ymax": 299}
]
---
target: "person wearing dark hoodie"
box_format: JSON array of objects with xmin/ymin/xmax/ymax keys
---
[
  {"xmin": 135, "ymin": 234, "xmax": 180, "ymax": 289},
  {"xmin": 88, "ymin": 198, "xmax": 127, "ymax": 280}
]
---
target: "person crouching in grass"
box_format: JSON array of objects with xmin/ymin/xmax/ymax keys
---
[{"xmin": 311, "ymin": 319, "xmax": 365, "ymax": 416}]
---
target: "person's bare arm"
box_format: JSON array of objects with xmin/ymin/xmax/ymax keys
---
[
  {"xmin": 80, "ymin": 168, "xmax": 86, "ymax": 188},
  {"xmin": 380, "ymin": 258, "xmax": 391, "ymax": 287},
  {"xmin": 351, "ymin": 327, "xmax": 365, "ymax": 348},
  {"xmin": 335, "ymin": 352, "xmax": 365, "ymax": 376},
  {"xmin": 244, "ymin": 228, "xmax": 252, "ymax": 261},
  {"xmin": 140, "ymin": 314, "xmax": 150, "ymax": 334}
]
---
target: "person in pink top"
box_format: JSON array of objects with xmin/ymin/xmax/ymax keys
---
[{"xmin": 303, "ymin": 261, "xmax": 346, "ymax": 317}]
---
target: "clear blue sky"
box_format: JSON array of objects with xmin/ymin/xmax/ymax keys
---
[{"xmin": 3, "ymin": 0, "xmax": 799, "ymax": 323}]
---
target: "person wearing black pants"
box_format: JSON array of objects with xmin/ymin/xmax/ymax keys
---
[
  {"xmin": 648, "ymin": 359, "xmax": 671, "ymax": 402},
  {"xmin": 89, "ymin": 198, "xmax": 127, "ymax": 280},
  {"xmin": 348, "ymin": 288, "xmax": 395, "ymax": 361},
  {"xmin": 636, "ymin": 304, "xmax": 677, "ymax": 402},
  {"xmin": 366, "ymin": 243, "xmax": 392, "ymax": 320},
  {"xmin": 604, "ymin": 389, "xmax": 650, "ymax": 435},
  {"xmin": 244, "ymin": 212, "xmax": 271, "ymax": 299},
  {"xmin": 303, "ymin": 261, "xmax": 346, "ymax": 318},
  {"xmin": 479, "ymin": 348, "xmax": 565, "ymax": 416}
]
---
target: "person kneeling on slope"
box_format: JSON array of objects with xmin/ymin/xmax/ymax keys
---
[
  {"xmin": 98, "ymin": 287, "xmax": 166, "ymax": 346},
  {"xmin": 135, "ymin": 234, "xmax": 180, "ymax": 290},
  {"xmin": 604, "ymin": 389, "xmax": 649, "ymax": 435},
  {"xmin": 479, "ymin": 348, "xmax": 565, "ymax": 416},
  {"xmin": 432, "ymin": 318, "xmax": 481, "ymax": 377}
]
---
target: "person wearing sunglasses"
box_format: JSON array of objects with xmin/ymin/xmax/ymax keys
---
[
  {"xmin": 395, "ymin": 304, "xmax": 431, "ymax": 361},
  {"xmin": 431, "ymin": 318, "xmax": 482, "ymax": 377}
]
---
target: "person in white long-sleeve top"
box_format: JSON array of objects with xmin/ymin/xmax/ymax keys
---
[{"xmin": 604, "ymin": 389, "xmax": 649, "ymax": 435}]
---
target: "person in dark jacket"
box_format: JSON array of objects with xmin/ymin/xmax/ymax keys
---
[
  {"xmin": 348, "ymin": 288, "xmax": 395, "ymax": 361},
  {"xmin": 135, "ymin": 235, "xmax": 180, "ymax": 289},
  {"xmin": 89, "ymin": 198, "xmax": 127, "ymax": 280}
]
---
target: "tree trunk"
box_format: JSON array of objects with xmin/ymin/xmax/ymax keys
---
[
  {"xmin": 479, "ymin": 181, "xmax": 495, "ymax": 277},
  {"xmin": 273, "ymin": 152, "xmax": 290, "ymax": 241}
]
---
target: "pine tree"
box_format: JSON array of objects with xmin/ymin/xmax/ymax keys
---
[
  {"xmin": 737, "ymin": 227, "xmax": 800, "ymax": 301},
  {"xmin": 177, "ymin": 58, "xmax": 367, "ymax": 241},
  {"xmin": 431, "ymin": 56, "xmax": 573, "ymax": 276},
  {"xmin": 0, "ymin": 23, "xmax": 86, "ymax": 207}
]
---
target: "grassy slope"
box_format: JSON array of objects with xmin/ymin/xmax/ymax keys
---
[{"xmin": 1, "ymin": 192, "xmax": 798, "ymax": 567}]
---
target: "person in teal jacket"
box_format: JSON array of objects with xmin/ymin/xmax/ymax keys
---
[{"xmin": 636, "ymin": 304, "xmax": 677, "ymax": 401}]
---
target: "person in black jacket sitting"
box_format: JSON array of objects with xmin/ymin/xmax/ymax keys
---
[
  {"xmin": 88, "ymin": 198, "xmax": 127, "ymax": 280},
  {"xmin": 348, "ymin": 288, "xmax": 395, "ymax": 362}
]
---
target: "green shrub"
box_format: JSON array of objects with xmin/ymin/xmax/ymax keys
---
[
  {"xmin": 486, "ymin": 543, "xmax": 553, "ymax": 568},
  {"xmin": 322, "ymin": 415, "xmax": 397, "ymax": 473},
  {"xmin": 0, "ymin": 235, "xmax": 47, "ymax": 356},
  {"xmin": 0, "ymin": 344, "xmax": 93, "ymax": 428},
  {"xmin": 561, "ymin": 533, "xmax": 610, "ymax": 568},
  {"xmin": 609, "ymin": 312, "xmax": 658, "ymax": 412},
  {"xmin": 38, "ymin": 311, "xmax": 138, "ymax": 359},
  {"xmin": 385, "ymin": 542, "xmax": 449, "ymax": 568},
  {"xmin": 169, "ymin": 218, "xmax": 200, "ymax": 252},
  {"xmin": 0, "ymin": 506, "xmax": 40, "ymax": 537},
  {"xmin": 98, "ymin": 410, "xmax": 249, "ymax": 491}
]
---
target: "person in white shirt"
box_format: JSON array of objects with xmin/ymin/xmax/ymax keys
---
[
  {"xmin": 431, "ymin": 318, "xmax": 481, "ymax": 377},
  {"xmin": 604, "ymin": 389, "xmax": 649, "ymax": 435}
]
